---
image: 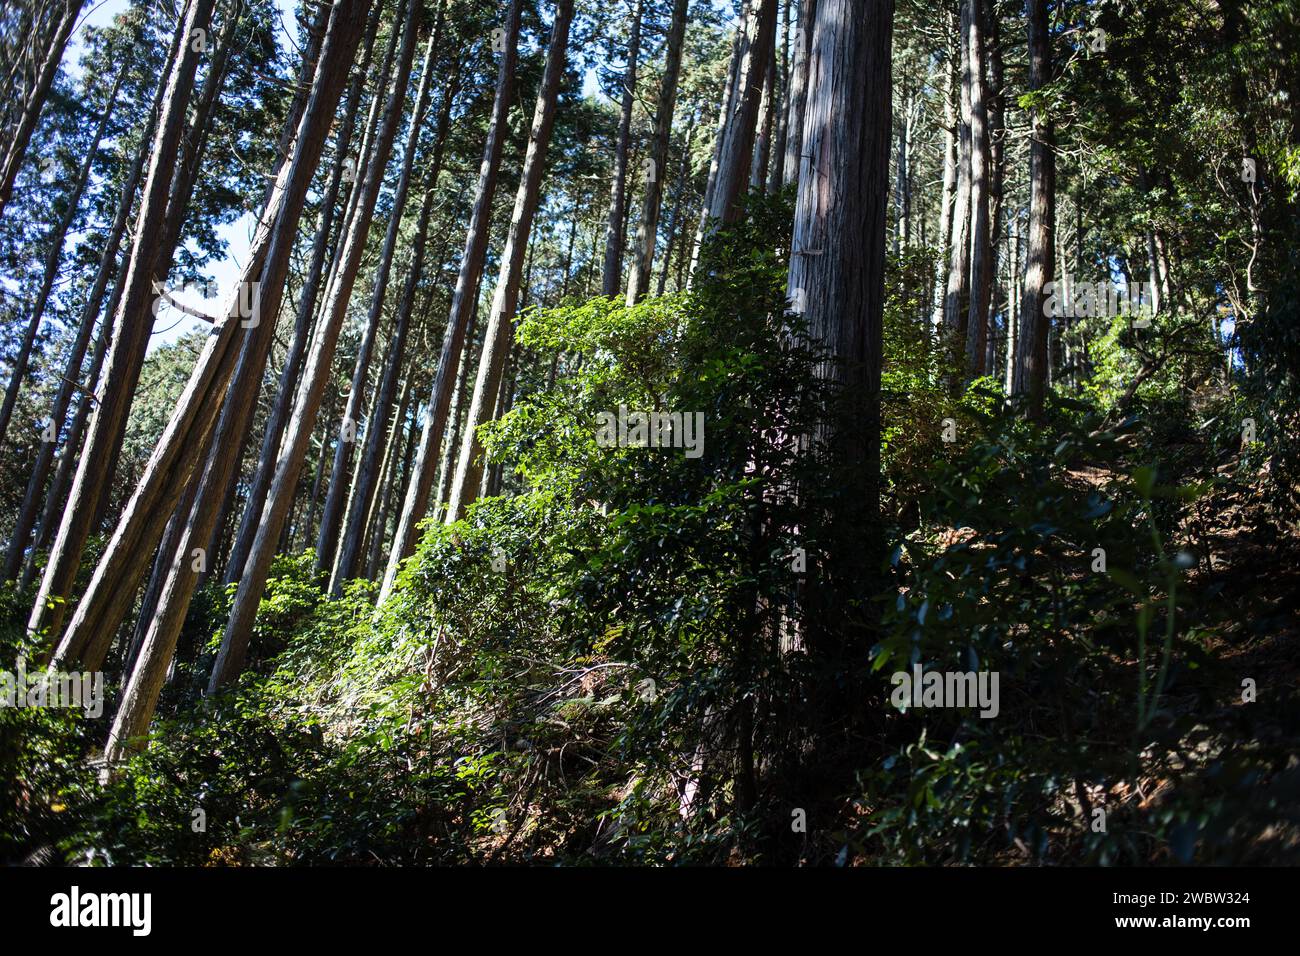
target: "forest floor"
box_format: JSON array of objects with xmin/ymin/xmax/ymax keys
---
[{"xmin": 1090, "ymin": 463, "xmax": 1299, "ymax": 862}]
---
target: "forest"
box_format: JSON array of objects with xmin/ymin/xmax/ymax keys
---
[{"xmin": 0, "ymin": 0, "xmax": 1297, "ymax": 869}]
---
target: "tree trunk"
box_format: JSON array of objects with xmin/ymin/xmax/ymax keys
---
[
  {"xmin": 657, "ymin": 113, "xmax": 696, "ymax": 296},
  {"xmin": 963, "ymin": 0, "xmax": 991, "ymax": 377},
  {"xmin": 100, "ymin": 0, "xmax": 375, "ymax": 755},
  {"xmin": 600, "ymin": 0, "xmax": 645, "ymax": 297},
  {"xmin": 779, "ymin": 0, "xmax": 816, "ymax": 188},
  {"xmin": 1, "ymin": 53, "xmax": 136, "ymax": 579},
  {"xmin": 1012, "ymin": 0, "xmax": 1054, "ymax": 418},
  {"xmin": 434, "ymin": 307, "xmax": 479, "ymax": 512},
  {"xmin": 208, "ymin": 0, "xmax": 418, "ymax": 691},
  {"xmin": 749, "ymin": 30, "xmax": 776, "ymax": 190},
  {"xmin": 318, "ymin": 7, "xmax": 443, "ymax": 581},
  {"xmin": 485, "ymin": 344, "xmax": 517, "ymax": 498},
  {"xmin": 123, "ymin": 476, "xmax": 197, "ymax": 675},
  {"xmin": 986, "ymin": 3, "xmax": 1006, "ymax": 372},
  {"xmin": 29, "ymin": 0, "xmax": 216, "ymax": 649},
  {"xmin": 987, "ymin": 0, "xmax": 1005, "ymax": 279},
  {"xmin": 377, "ymin": 0, "xmax": 524, "ymax": 604},
  {"xmin": 54, "ymin": 0, "xmax": 371, "ymax": 674},
  {"xmin": 932, "ymin": 33, "xmax": 956, "ymax": 330},
  {"xmin": 785, "ymin": 0, "xmax": 893, "ymax": 773},
  {"xmin": 686, "ymin": 1, "xmax": 748, "ymax": 282},
  {"xmin": 334, "ymin": 35, "xmax": 458, "ymax": 591},
  {"xmin": 300, "ymin": 392, "xmax": 335, "ymax": 548},
  {"xmin": 892, "ymin": 81, "xmax": 911, "ymax": 254},
  {"xmin": 942, "ymin": 0, "xmax": 972, "ymax": 339},
  {"xmin": 17, "ymin": 11, "xmax": 186, "ymax": 588},
  {"xmin": 223, "ymin": 0, "xmax": 383, "ymax": 588},
  {"xmin": 321, "ymin": 6, "xmax": 402, "ymax": 307},
  {"xmin": 706, "ymin": 0, "xmax": 777, "ymax": 226},
  {"xmin": 443, "ymin": 0, "xmax": 574, "ymax": 525},
  {"xmin": 767, "ymin": 0, "xmax": 791, "ymax": 194},
  {"xmin": 625, "ymin": 0, "xmax": 689, "ymax": 305},
  {"xmin": 442, "ymin": 0, "xmax": 574, "ymax": 526},
  {"xmin": 362, "ymin": 368, "xmax": 416, "ymax": 580},
  {"xmin": 0, "ymin": 0, "xmax": 84, "ymax": 219},
  {"xmin": 0, "ymin": 52, "xmax": 129, "ymax": 452},
  {"xmin": 24, "ymin": 275, "xmax": 113, "ymax": 586},
  {"xmin": 1004, "ymin": 225, "xmax": 1018, "ymax": 394}
]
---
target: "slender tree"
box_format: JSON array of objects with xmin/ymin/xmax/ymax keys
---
[
  {"xmin": 209, "ymin": 0, "xmax": 421, "ymax": 690},
  {"xmin": 706, "ymin": 0, "xmax": 778, "ymax": 225},
  {"xmin": 964, "ymin": 0, "xmax": 991, "ymax": 376},
  {"xmin": 1, "ymin": 51, "xmax": 138, "ymax": 578},
  {"xmin": 1012, "ymin": 0, "xmax": 1054, "ymax": 417},
  {"xmin": 28, "ymin": 0, "xmax": 216, "ymax": 648},
  {"xmin": 932, "ymin": 22, "xmax": 957, "ymax": 329},
  {"xmin": 334, "ymin": 34, "xmax": 460, "ymax": 590},
  {"xmin": 318, "ymin": 6, "xmax": 444, "ymax": 581},
  {"xmin": 688, "ymin": 2, "xmax": 747, "ymax": 279},
  {"xmin": 379, "ymin": 0, "xmax": 524, "ymax": 603},
  {"xmin": 442, "ymin": 0, "xmax": 575, "ymax": 525},
  {"xmin": 626, "ymin": 0, "xmax": 689, "ymax": 305},
  {"xmin": 98, "ymin": 0, "xmax": 375, "ymax": 753},
  {"xmin": 223, "ymin": 0, "xmax": 384, "ymax": 588},
  {"xmin": 600, "ymin": 0, "xmax": 644, "ymax": 297},
  {"xmin": 779, "ymin": 0, "xmax": 816, "ymax": 188},
  {"xmin": 0, "ymin": 52, "xmax": 131, "ymax": 452},
  {"xmin": 0, "ymin": 0, "xmax": 85, "ymax": 219},
  {"xmin": 942, "ymin": 0, "xmax": 973, "ymax": 341}
]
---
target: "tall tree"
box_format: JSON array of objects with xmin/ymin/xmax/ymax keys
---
[
  {"xmin": 49, "ymin": 0, "xmax": 372, "ymax": 674},
  {"xmin": 28, "ymin": 0, "xmax": 217, "ymax": 648},
  {"xmin": 442, "ymin": 0, "xmax": 576, "ymax": 524},
  {"xmin": 749, "ymin": 23, "xmax": 777, "ymax": 189},
  {"xmin": 0, "ymin": 51, "xmax": 130, "ymax": 452},
  {"xmin": 706, "ymin": 0, "xmax": 778, "ymax": 225},
  {"xmin": 1011, "ymin": 0, "xmax": 1054, "ymax": 417},
  {"xmin": 600, "ymin": 0, "xmax": 645, "ymax": 297},
  {"xmin": 223, "ymin": 0, "xmax": 384, "ymax": 588},
  {"xmin": 626, "ymin": 0, "xmax": 689, "ymax": 305},
  {"xmin": 209, "ymin": 0, "xmax": 421, "ymax": 690},
  {"xmin": 932, "ymin": 19, "xmax": 957, "ymax": 329},
  {"xmin": 0, "ymin": 0, "xmax": 85, "ymax": 219},
  {"xmin": 17, "ymin": 13, "xmax": 188, "ymax": 587},
  {"xmin": 334, "ymin": 30, "xmax": 460, "ymax": 591},
  {"xmin": 786, "ymin": 0, "xmax": 893, "ymax": 747},
  {"xmin": 379, "ymin": 0, "xmax": 524, "ymax": 604},
  {"xmin": 317, "ymin": 5, "xmax": 444, "ymax": 581},
  {"xmin": 688, "ymin": 3, "xmax": 746, "ymax": 280},
  {"xmin": 95, "ymin": 0, "xmax": 375, "ymax": 757},
  {"xmin": 779, "ymin": 0, "xmax": 816, "ymax": 188},
  {"xmin": 963, "ymin": 0, "xmax": 992, "ymax": 376},
  {"xmin": 942, "ymin": 0, "xmax": 973, "ymax": 339}
]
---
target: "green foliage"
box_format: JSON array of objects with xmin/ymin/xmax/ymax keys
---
[
  {"xmin": 5, "ymin": 177, "xmax": 1297, "ymax": 867},
  {"xmin": 851, "ymin": 391, "xmax": 1298, "ymax": 864}
]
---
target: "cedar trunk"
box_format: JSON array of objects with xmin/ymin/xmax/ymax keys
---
[
  {"xmin": 442, "ymin": 0, "xmax": 575, "ymax": 525},
  {"xmin": 377, "ymin": 0, "xmax": 525, "ymax": 603},
  {"xmin": 1012, "ymin": 0, "xmax": 1055, "ymax": 417}
]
